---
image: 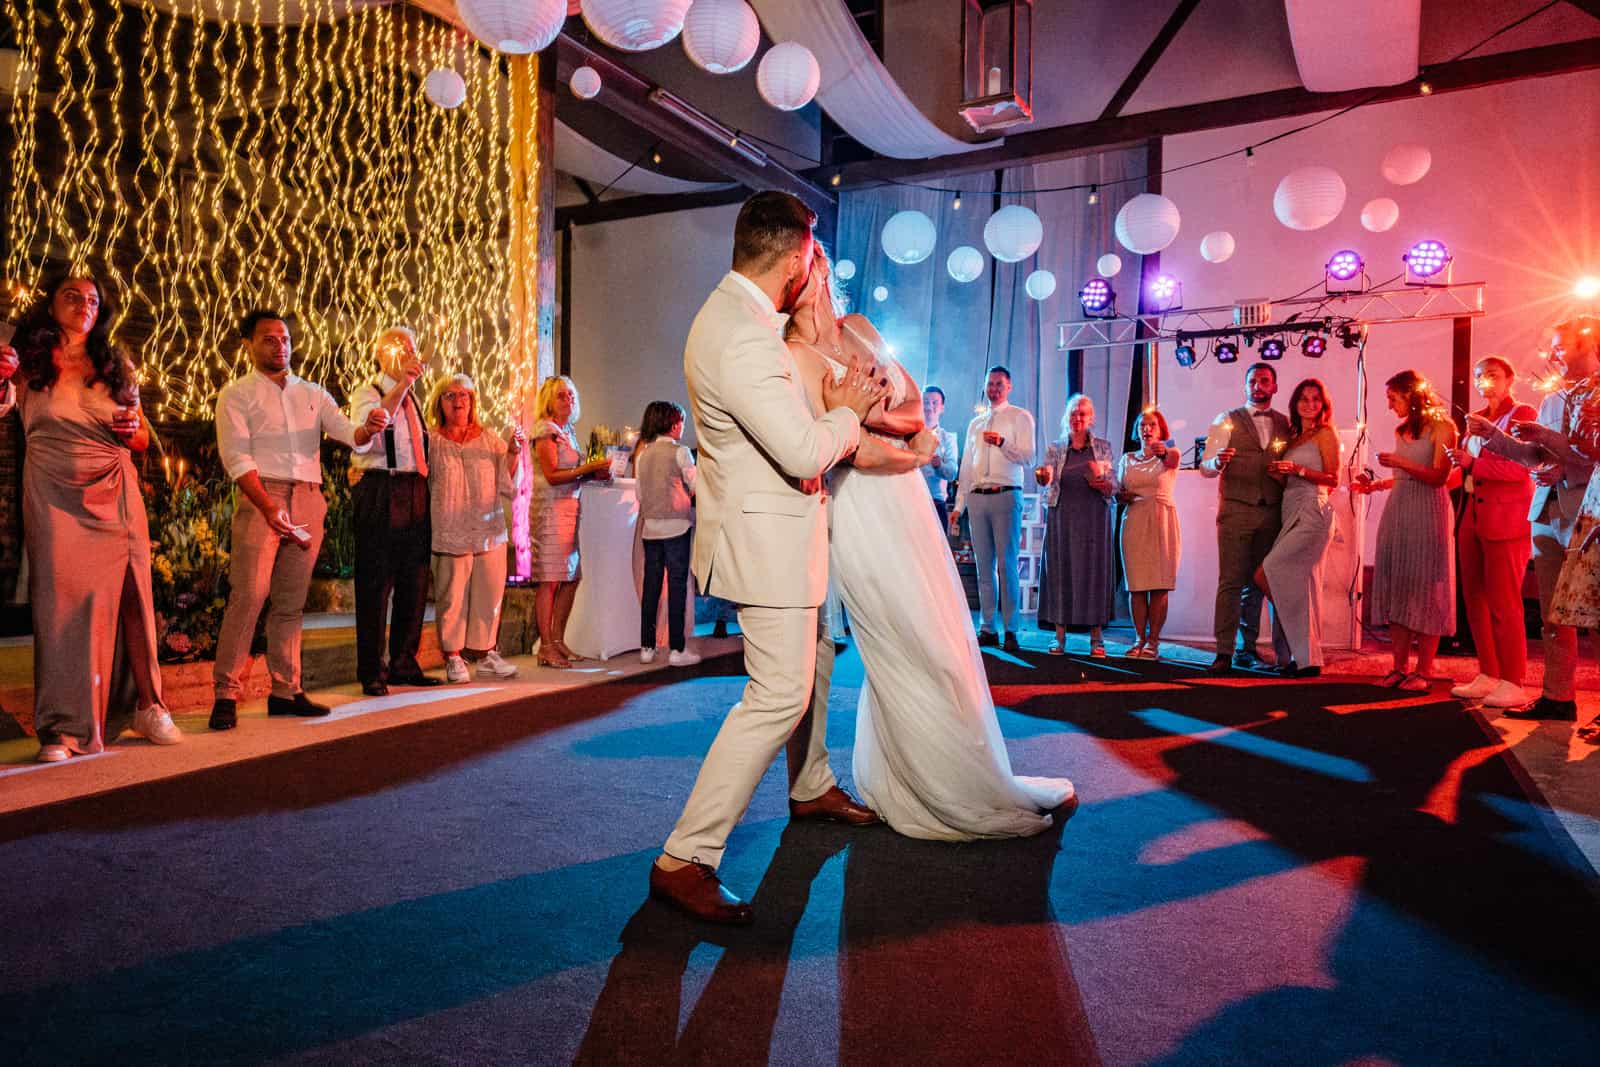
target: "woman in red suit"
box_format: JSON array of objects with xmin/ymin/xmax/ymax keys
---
[{"xmin": 1450, "ymin": 355, "xmax": 1538, "ymax": 708}]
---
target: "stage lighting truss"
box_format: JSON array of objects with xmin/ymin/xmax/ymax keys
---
[{"xmin": 1325, "ymin": 249, "xmax": 1368, "ymax": 294}]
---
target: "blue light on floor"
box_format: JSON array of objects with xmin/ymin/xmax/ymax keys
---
[{"xmin": 1133, "ymin": 708, "xmax": 1374, "ymax": 783}]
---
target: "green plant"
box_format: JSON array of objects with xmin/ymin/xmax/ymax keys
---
[
  {"xmin": 146, "ymin": 462, "xmax": 233, "ymax": 664},
  {"xmin": 314, "ymin": 451, "xmax": 356, "ymax": 579}
]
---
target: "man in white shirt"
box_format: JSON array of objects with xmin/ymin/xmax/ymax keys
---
[
  {"xmin": 921, "ymin": 385, "xmax": 959, "ymax": 532},
  {"xmin": 951, "ymin": 367, "xmax": 1035, "ymax": 652},
  {"xmin": 210, "ymin": 310, "xmax": 387, "ymax": 730},
  {"xmin": 348, "ymin": 327, "xmax": 439, "ymax": 696}
]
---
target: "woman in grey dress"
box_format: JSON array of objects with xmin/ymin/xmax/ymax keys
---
[
  {"xmin": 1257, "ymin": 379, "xmax": 1341, "ymax": 677},
  {"xmin": 1036, "ymin": 394, "xmax": 1115, "ymax": 657},
  {"xmin": 1116, "ymin": 407, "xmax": 1181, "ymax": 659},
  {"xmin": 1353, "ymin": 370, "xmax": 1458, "ymax": 692}
]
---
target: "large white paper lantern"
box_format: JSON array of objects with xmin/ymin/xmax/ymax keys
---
[
  {"xmin": 872, "ymin": 285, "xmax": 889, "ymax": 303},
  {"xmin": 1273, "ymin": 166, "xmax": 1346, "ymax": 231},
  {"xmin": 456, "ymin": 0, "xmax": 565, "ymax": 54},
  {"xmin": 881, "ymin": 210, "xmax": 937, "ymax": 265},
  {"xmin": 1024, "ymin": 269, "xmax": 1057, "ymax": 301},
  {"xmin": 1114, "ymin": 193, "xmax": 1181, "ymax": 255},
  {"xmin": 584, "ymin": 0, "xmax": 693, "ymax": 52},
  {"xmin": 983, "ymin": 204, "xmax": 1043, "ymax": 263},
  {"xmin": 1200, "ymin": 231, "xmax": 1236, "ymax": 263},
  {"xmin": 757, "ymin": 42, "xmax": 821, "ymax": 111},
  {"xmin": 423, "ymin": 68, "xmax": 466, "ymax": 109},
  {"xmin": 1381, "ymin": 143, "xmax": 1431, "ymax": 186},
  {"xmin": 570, "ymin": 65, "xmax": 602, "ymax": 99},
  {"xmin": 947, "ymin": 245, "xmax": 984, "ymax": 283},
  {"xmin": 835, "ymin": 258, "xmax": 857, "ymax": 281},
  {"xmin": 682, "ymin": 0, "xmax": 759, "ymax": 74},
  {"xmin": 1361, "ymin": 197, "xmax": 1400, "ymax": 233},
  {"xmin": 1096, "ymin": 253, "xmax": 1122, "ymax": 278}
]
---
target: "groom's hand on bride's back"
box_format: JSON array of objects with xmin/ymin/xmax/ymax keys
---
[{"xmin": 822, "ymin": 355, "xmax": 892, "ymax": 423}]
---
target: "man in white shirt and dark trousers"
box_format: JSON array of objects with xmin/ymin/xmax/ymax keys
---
[
  {"xmin": 951, "ymin": 367, "xmax": 1035, "ymax": 653},
  {"xmin": 922, "ymin": 385, "xmax": 959, "ymax": 532},
  {"xmin": 348, "ymin": 327, "xmax": 440, "ymax": 696},
  {"xmin": 210, "ymin": 310, "xmax": 386, "ymax": 730}
]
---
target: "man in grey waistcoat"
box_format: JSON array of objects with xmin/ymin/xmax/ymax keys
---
[{"xmin": 1201, "ymin": 362, "xmax": 1294, "ymax": 672}]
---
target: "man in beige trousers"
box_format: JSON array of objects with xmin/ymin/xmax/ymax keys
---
[{"xmin": 649, "ymin": 192, "xmax": 907, "ymax": 925}]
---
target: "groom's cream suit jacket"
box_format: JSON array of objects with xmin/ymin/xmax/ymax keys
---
[{"xmin": 685, "ymin": 271, "xmax": 861, "ymax": 609}]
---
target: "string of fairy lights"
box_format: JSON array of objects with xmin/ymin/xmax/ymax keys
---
[{"xmin": 3, "ymin": 0, "xmax": 538, "ymax": 425}]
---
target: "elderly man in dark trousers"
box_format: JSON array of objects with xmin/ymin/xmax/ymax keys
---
[{"xmin": 1201, "ymin": 362, "xmax": 1294, "ymax": 672}]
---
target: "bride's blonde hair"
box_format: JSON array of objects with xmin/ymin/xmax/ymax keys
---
[{"xmin": 784, "ymin": 242, "xmax": 849, "ymax": 341}]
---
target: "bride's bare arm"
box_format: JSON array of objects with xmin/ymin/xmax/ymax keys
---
[
  {"xmin": 855, "ymin": 433, "xmax": 935, "ymax": 473},
  {"xmin": 843, "ymin": 315, "xmax": 924, "ymax": 438}
]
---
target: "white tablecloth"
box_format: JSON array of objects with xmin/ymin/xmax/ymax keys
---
[{"xmin": 564, "ymin": 481, "xmax": 695, "ymax": 661}]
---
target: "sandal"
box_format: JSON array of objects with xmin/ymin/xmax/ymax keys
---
[
  {"xmin": 1398, "ymin": 672, "xmax": 1431, "ymax": 692},
  {"xmin": 537, "ymin": 648, "xmax": 571, "ymax": 669},
  {"xmin": 1090, "ymin": 643, "xmax": 1107, "ymax": 659},
  {"xmin": 1378, "ymin": 669, "xmax": 1406, "ymax": 688},
  {"xmin": 1142, "ymin": 642, "xmax": 1161, "ymax": 660},
  {"xmin": 554, "ymin": 642, "xmax": 587, "ymax": 662},
  {"xmin": 1047, "ymin": 641, "xmax": 1065, "ymax": 656},
  {"xmin": 1124, "ymin": 641, "xmax": 1146, "ymax": 659}
]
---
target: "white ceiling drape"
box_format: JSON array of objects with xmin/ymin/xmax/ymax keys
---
[{"xmin": 1284, "ymin": 0, "xmax": 1420, "ymax": 92}]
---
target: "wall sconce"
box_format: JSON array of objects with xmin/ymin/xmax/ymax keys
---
[{"xmin": 958, "ymin": 0, "xmax": 1033, "ymax": 133}]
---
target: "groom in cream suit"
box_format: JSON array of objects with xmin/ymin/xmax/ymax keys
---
[{"xmin": 650, "ymin": 192, "xmax": 893, "ymax": 925}]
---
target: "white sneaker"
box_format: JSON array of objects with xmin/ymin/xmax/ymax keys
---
[
  {"xmin": 132, "ymin": 704, "xmax": 184, "ymax": 746},
  {"xmin": 1482, "ymin": 679, "xmax": 1531, "ymax": 709},
  {"xmin": 445, "ymin": 654, "xmax": 470, "ymax": 683},
  {"xmin": 476, "ymin": 650, "xmax": 518, "ymax": 678},
  {"xmin": 639, "ymin": 648, "xmax": 656, "ymax": 664},
  {"xmin": 668, "ymin": 648, "xmax": 702, "ymax": 667},
  {"xmin": 1450, "ymin": 673, "xmax": 1497, "ymax": 700}
]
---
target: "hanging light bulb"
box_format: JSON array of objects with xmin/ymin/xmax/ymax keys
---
[
  {"xmin": 1087, "ymin": 185, "xmax": 1099, "ymax": 206},
  {"xmin": 952, "ymin": 193, "xmax": 962, "ymax": 211}
]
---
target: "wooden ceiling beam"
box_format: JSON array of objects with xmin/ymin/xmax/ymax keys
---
[
  {"xmin": 555, "ymin": 185, "xmax": 749, "ymax": 229},
  {"xmin": 1099, "ymin": 0, "xmax": 1203, "ymax": 120}
]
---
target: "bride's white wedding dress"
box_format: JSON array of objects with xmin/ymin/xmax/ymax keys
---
[{"xmin": 815, "ymin": 330, "xmax": 1074, "ymax": 841}]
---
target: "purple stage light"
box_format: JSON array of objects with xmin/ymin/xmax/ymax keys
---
[
  {"xmin": 1259, "ymin": 337, "xmax": 1286, "ymax": 361},
  {"xmin": 1079, "ymin": 277, "xmax": 1115, "ymax": 314},
  {"xmin": 1151, "ymin": 274, "xmax": 1179, "ymax": 301},
  {"xmin": 1326, "ymin": 250, "xmax": 1364, "ymax": 281},
  {"xmin": 1404, "ymin": 239, "xmax": 1450, "ymax": 278},
  {"xmin": 1214, "ymin": 339, "xmax": 1239, "ymax": 364},
  {"xmin": 1302, "ymin": 333, "xmax": 1327, "ymax": 357}
]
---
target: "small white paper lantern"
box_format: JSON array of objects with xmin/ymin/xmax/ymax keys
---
[
  {"xmin": 1381, "ymin": 143, "xmax": 1431, "ymax": 186},
  {"xmin": 983, "ymin": 204, "xmax": 1043, "ymax": 263},
  {"xmin": 1273, "ymin": 166, "xmax": 1347, "ymax": 231},
  {"xmin": 947, "ymin": 245, "xmax": 984, "ymax": 283},
  {"xmin": 682, "ymin": 0, "xmax": 759, "ymax": 74},
  {"xmin": 881, "ymin": 210, "xmax": 937, "ymax": 265},
  {"xmin": 1199, "ymin": 231, "xmax": 1236, "ymax": 263},
  {"xmin": 835, "ymin": 258, "xmax": 857, "ymax": 281},
  {"xmin": 1096, "ymin": 253, "xmax": 1122, "ymax": 278},
  {"xmin": 570, "ymin": 66, "xmax": 602, "ymax": 100},
  {"xmin": 757, "ymin": 42, "xmax": 821, "ymax": 111},
  {"xmin": 872, "ymin": 285, "xmax": 889, "ymax": 303},
  {"xmin": 1114, "ymin": 193, "xmax": 1181, "ymax": 255},
  {"xmin": 423, "ymin": 68, "xmax": 467, "ymax": 109},
  {"xmin": 1024, "ymin": 269, "xmax": 1056, "ymax": 301},
  {"xmin": 1361, "ymin": 197, "xmax": 1400, "ymax": 233},
  {"xmin": 583, "ymin": 0, "xmax": 693, "ymax": 52},
  {"xmin": 456, "ymin": 0, "xmax": 565, "ymax": 55}
]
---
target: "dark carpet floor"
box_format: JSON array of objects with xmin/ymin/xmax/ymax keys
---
[{"xmin": 2, "ymin": 646, "xmax": 1597, "ymax": 1066}]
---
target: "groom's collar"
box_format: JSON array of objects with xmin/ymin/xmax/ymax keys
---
[{"xmin": 722, "ymin": 271, "xmax": 788, "ymax": 331}]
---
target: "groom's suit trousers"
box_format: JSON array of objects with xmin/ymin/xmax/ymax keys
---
[{"xmin": 663, "ymin": 605, "xmax": 837, "ymax": 869}]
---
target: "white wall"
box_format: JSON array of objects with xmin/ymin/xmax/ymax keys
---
[{"xmin": 565, "ymin": 203, "xmax": 742, "ymax": 445}]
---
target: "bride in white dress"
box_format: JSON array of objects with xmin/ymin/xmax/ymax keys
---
[{"xmin": 784, "ymin": 253, "xmax": 1075, "ymax": 841}]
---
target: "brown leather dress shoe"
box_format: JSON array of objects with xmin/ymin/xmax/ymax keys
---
[
  {"xmin": 788, "ymin": 785, "xmax": 882, "ymax": 826},
  {"xmin": 648, "ymin": 861, "xmax": 753, "ymax": 925}
]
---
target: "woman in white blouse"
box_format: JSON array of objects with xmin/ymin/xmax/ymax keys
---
[
  {"xmin": 1115, "ymin": 407, "xmax": 1182, "ymax": 658},
  {"xmin": 427, "ymin": 374, "xmax": 527, "ymax": 682}
]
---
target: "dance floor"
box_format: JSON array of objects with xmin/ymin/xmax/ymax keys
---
[{"xmin": 2, "ymin": 643, "xmax": 1597, "ymax": 1065}]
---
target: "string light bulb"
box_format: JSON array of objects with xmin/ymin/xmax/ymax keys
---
[
  {"xmin": 952, "ymin": 193, "xmax": 962, "ymax": 211},
  {"xmin": 1087, "ymin": 185, "xmax": 1098, "ymax": 206},
  {"xmin": 1419, "ymin": 80, "xmax": 1433, "ymax": 95}
]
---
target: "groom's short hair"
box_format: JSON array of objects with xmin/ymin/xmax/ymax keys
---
[{"xmin": 732, "ymin": 191, "xmax": 815, "ymax": 274}]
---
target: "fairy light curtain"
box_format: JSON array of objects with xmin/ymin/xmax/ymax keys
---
[{"xmin": 2, "ymin": 0, "xmax": 535, "ymax": 424}]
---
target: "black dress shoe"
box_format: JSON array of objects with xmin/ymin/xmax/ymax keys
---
[
  {"xmin": 209, "ymin": 698, "xmax": 237, "ymax": 731},
  {"xmin": 389, "ymin": 672, "xmax": 443, "ymax": 687},
  {"xmin": 1502, "ymin": 697, "xmax": 1578, "ymax": 721},
  {"xmin": 977, "ymin": 630, "xmax": 999, "ymax": 647},
  {"xmin": 1002, "ymin": 632, "xmax": 1022, "ymax": 653},
  {"xmin": 712, "ymin": 620, "xmax": 729, "ymax": 640},
  {"xmin": 1278, "ymin": 663, "xmax": 1321, "ymax": 678},
  {"xmin": 1206, "ymin": 655, "xmax": 1232, "ymax": 673},
  {"xmin": 361, "ymin": 681, "xmax": 389, "ymax": 697},
  {"xmin": 268, "ymin": 692, "xmax": 331, "ymax": 717},
  {"xmin": 1232, "ymin": 651, "xmax": 1264, "ymax": 670}
]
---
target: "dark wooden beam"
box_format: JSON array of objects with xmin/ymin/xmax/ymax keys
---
[
  {"xmin": 1100, "ymin": 0, "xmax": 1203, "ymax": 120},
  {"xmin": 571, "ymin": 177, "xmax": 601, "ymax": 206},
  {"xmin": 834, "ymin": 36, "xmax": 1600, "ymax": 188},
  {"xmin": 553, "ymin": 33, "xmax": 834, "ymax": 217},
  {"xmin": 555, "ymin": 184, "xmax": 749, "ymax": 229}
]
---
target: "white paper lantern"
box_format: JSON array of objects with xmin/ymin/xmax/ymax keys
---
[
  {"xmin": 1199, "ymin": 231, "xmax": 1236, "ymax": 263},
  {"xmin": 583, "ymin": 0, "xmax": 693, "ymax": 52},
  {"xmin": 1096, "ymin": 253, "xmax": 1122, "ymax": 278},
  {"xmin": 456, "ymin": 0, "xmax": 565, "ymax": 55},
  {"xmin": 1114, "ymin": 193, "xmax": 1181, "ymax": 255},
  {"xmin": 835, "ymin": 258, "xmax": 857, "ymax": 281},
  {"xmin": 881, "ymin": 210, "xmax": 937, "ymax": 265},
  {"xmin": 1381, "ymin": 143, "xmax": 1431, "ymax": 186},
  {"xmin": 1273, "ymin": 166, "xmax": 1347, "ymax": 231},
  {"xmin": 1024, "ymin": 269, "xmax": 1057, "ymax": 301},
  {"xmin": 946, "ymin": 245, "xmax": 984, "ymax": 283},
  {"xmin": 872, "ymin": 285, "xmax": 889, "ymax": 303},
  {"xmin": 570, "ymin": 66, "xmax": 602, "ymax": 99},
  {"xmin": 681, "ymin": 0, "xmax": 759, "ymax": 74},
  {"xmin": 983, "ymin": 204, "xmax": 1043, "ymax": 263},
  {"xmin": 757, "ymin": 42, "xmax": 821, "ymax": 111},
  {"xmin": 1361, "ymin": 197, "xmax": 1400, "ymax": 233},
  {"xmin": 423, "ymin": 68, "xmax": 466, "ymax": 109}
]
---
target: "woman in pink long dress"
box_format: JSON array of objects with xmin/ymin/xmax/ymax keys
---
[{"xmin": 0, "ymin": 277, "xmax": 181, "ymax": 761}]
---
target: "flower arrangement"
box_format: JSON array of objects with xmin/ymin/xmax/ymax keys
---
[{"xmin": 145, "ymin": 446, "xmax": 233, "ymax": 663}]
